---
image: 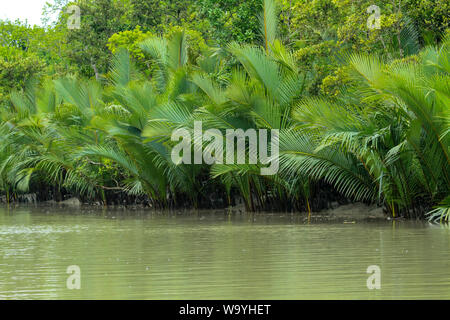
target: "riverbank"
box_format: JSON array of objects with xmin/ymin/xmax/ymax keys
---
[{"xmin": 0, "ymin": 199, "xmax": 389, "ymax": 222}]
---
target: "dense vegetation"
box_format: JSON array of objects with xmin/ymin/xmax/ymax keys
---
[{"xmin": 0, "ymin": 0, "xmax": 448, "ymax": 220}]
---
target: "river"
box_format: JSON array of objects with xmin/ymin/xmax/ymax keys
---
[{"xmin": 0, "ymin": 206, "xmax": 449, "ymax": 299}]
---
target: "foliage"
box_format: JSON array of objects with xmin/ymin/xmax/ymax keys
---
[
  {"xmin": 198, "ymin": 0, "xmax": 263, "ymax": 45},
  {"xmin": 0, "ymin": 48, "xmax": 45, "ymax": 106},
  {"xmin": 107, "ymin": 26, "xmax": 154, "ymax": 64},
  {"xmin": 283, "ymin": 0, "xmax": 448, "ymax": 94},
  {"xmin": 61, "ymin": 0, "xmax": 129, "ymax": 78},
  {"xmin": 0, "ymin": 0, "xmax": 448, "ymax": 219}
]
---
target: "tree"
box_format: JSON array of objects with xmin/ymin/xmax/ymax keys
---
[
  {"xmin": 198, "ymin": 0, "xmax": 263, "ymax": 45},
  {"xmin": 62, "ymin": 0, "xmax": 129, "ymax": 78},
  {"xmin": 281, "ymin": 37, "xmax": 450, "ymax": 218}
]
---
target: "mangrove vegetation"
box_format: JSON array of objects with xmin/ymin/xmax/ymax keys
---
[{"xmin": 0, "ymin": 0, "xmax": 449, "ymax": 220}]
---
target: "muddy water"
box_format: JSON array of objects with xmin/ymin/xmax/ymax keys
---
[{"xmin": 0, "ymin": 206, "xmax": 449, "ymax": 299}]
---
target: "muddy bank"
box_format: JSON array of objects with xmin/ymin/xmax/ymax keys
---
[
  {"xmin": 313, "ymin": 202, "xmax": 386, "ymax": 221},
  {"xmin": 0, "ymin": 197, "xmax": 388, "ymax": 222}
]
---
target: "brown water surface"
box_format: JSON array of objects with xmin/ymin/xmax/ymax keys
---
[{"xmin": 0, "ymin": 206, "xmax": 449, "ymax": 299}]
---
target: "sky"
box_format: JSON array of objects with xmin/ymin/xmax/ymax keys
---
[{"xmin": 0, "ymin": 0, "xmax": 50, "ymax": 26}]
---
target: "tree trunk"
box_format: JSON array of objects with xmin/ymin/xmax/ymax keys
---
[{"xmin": 90, "ymin": 57, "xmax": 100, "ymax": 81}]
